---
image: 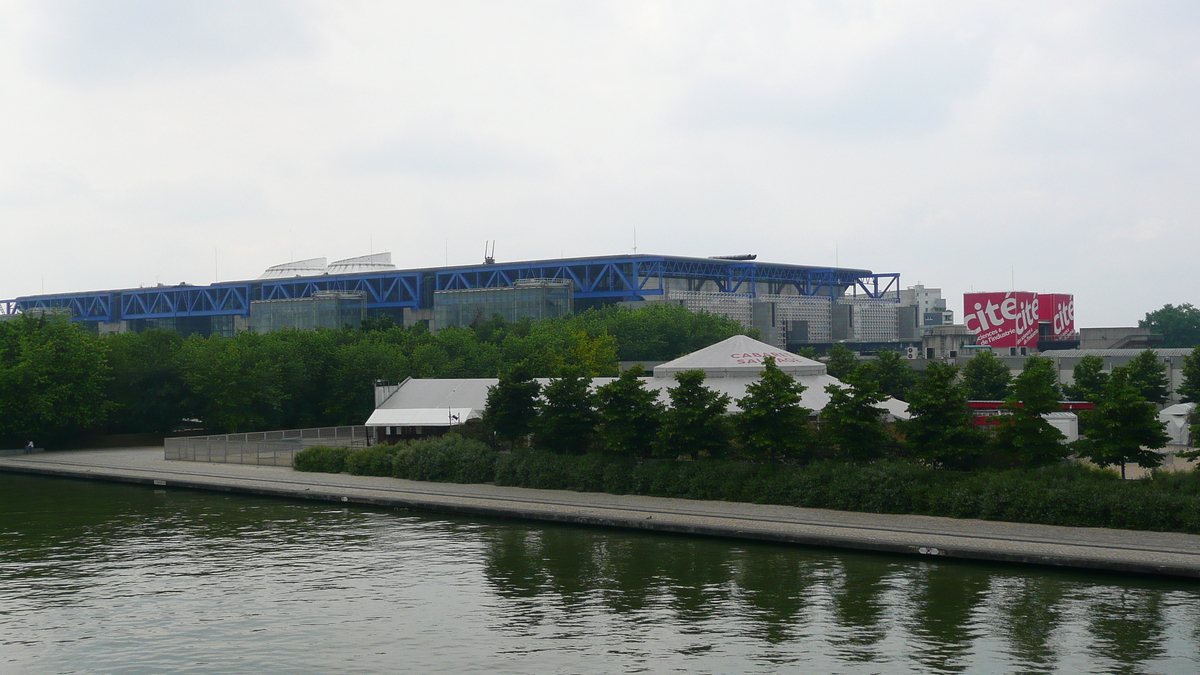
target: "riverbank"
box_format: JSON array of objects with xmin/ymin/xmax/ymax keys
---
[{"xmin": 3, "ymin": 448, "xmax": 1200, "ymax": 578}]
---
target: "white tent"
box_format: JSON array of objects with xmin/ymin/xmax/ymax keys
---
[
  {"xmin": 367, "ymin": 335, "xmax": 909, "ymax": 428},
  {"xmin": 652, "ymin": 334, "xmax": 826, "ymax": 378},
  {"xmin": 1159, "ymin": 402, "xmax": 1196, "ymax": 447}
]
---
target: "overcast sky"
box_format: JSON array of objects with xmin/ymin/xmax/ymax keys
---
[{"xmin": 2, "ymin": 1, "xmax": 1197, "ymax": 326}]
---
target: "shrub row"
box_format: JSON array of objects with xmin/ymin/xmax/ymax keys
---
[
  {"xmin": 296, "ymin": 442, "xmax": 1200, "ymax": 534},
  {"xmin": 492, "ymin": 452, "xmax": 1200, "ymax": 534},
  {"xmin": 296, "ymin": 435, "xmax": 498, "ymax": 484},
  {"xmin": 292, "ymin": 445, "xmax": 355, "ymax": 473}
]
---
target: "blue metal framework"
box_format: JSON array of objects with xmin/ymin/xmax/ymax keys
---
[
  {"xmin": 259, "ymin": 272, "xmax": 422, "ymax": 308},
  {"xmin": 436, "ymin": 258, "xmax": 664, "ymax": 299},
  {"xmin": 850, "ymin": 273, "xmax": 901, "ymax": 301},
  {"xmin": 121, "ymin": 285, "xmax": 252, "ymax": 320},
  {"xmin": 12, "ymin": 254, "xmax": 900, "ymax": 323},
  {"xmin": 17, "ymin": 292, "xmax": 115, "ymax": 321}
]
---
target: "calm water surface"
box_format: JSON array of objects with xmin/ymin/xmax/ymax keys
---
[{"xmin": 1, "ymin": 474, "xmax": 1198, "ymax": 674}]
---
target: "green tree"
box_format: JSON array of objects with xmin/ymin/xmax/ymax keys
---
[
  {"xmin": 1120, "ymin": 350, "xmax": 1170, "ymax": 406},
  {"xmin": 324, "ymin": 337, "xmax": 411, "ymax": 425},
  {"xmin": 594, "ymin": 365, "xmax": 663, "ymax": 458},
  {"xmin": 733, "ymin": 356, "xmax": 812, "ymax": 461},
  {"xmin": 657, "ymin": 370, "xmax": 731, "ymax": 458},
  {"xmin": 484, "ymin": 363, "xmax": 542, "ymax": 447},
  {"xmin": 1180, "ymin": 348, "xmax": 1200, "ymax": 404},
  {"xmin": 1063, "ymin": 355, "xmax": 1108, "ymax": 402},
  {"xmin": 0, "ymin": 315, "xmax": 112, "ymax": 443},
  {"xmin": 825, "ymin": 344, "xmax": 858, "ymax": 380},
  {"xmin": 176, "ymin": 332, "xmax": 283, "ymax": 433},
  {"xmin": 561, "ymin": 302, "xmax": 752, "ymax": 361},
  {"xmin": 358, "ymin": 313, "xmax": 398, "ymax": 332},
  {"xmin": 961, "ymin": 350, "xmax": 1011, "ymax": 400},
  {"xmin": 104, "ymin": 329, "xmax": 188, "ymax": 434},
  {"xmin": 534, "ymin": 366, "xmax": 598, "ymax": 454},
  {"xmin": 850, "ymin": 350, "xmax": 917, "ymax": 400},
  {"xmin": 819, "ymin": 380, "xmax": 889, "ymax": 461},
  {"xmin": 1140, "ymin": 303, "xmax": 1200, "ymax": 348},
  {"xmin": 901, "ymin": 362, "xmax": 983, "ymax": 467},
  {"xmin": 1076, "ymin": 369, "xmax": 1170, "ymax": 479},
  {"xmin": 260, "ymin": 329, "xmax": 338, "ymax": 429},
  {"xmin": 991, "ymin": 357, "xmax": 1066, "ymax": 467}
]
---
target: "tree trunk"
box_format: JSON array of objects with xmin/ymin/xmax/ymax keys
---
[{"xmin": 1121, "ymin": 461, "xmax": 1126, "ymax": 480}]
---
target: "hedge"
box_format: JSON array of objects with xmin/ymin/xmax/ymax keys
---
[
  {"xmin": 295, "ymin": 442, "xmax": 1200, "ymax": 534},
  {"xmin": 292, "ymin": 446, "xmax": 355, "ymax": 473},
  {"xmin": 492, "ymin": 452, "xmax": 1200, "ymax": 534}
]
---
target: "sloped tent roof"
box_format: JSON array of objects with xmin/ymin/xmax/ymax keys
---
[
  {"xmin": 366, "ymin": 378, "xmax": 495, "ymax": 427},
  {"xmin": 652, "ymin": 335, "xmax": 826, "ymax": 378}
]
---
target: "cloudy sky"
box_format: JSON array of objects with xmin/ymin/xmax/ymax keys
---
[{"xmin": 2, "ymin": 1, "xmax": 1197, "ymax": 326}]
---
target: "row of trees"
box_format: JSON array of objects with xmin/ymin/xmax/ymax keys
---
[
  {"xmin": 485, "ymin": 358, "xmax": 879, "ymax": 462},
  {"xmin": 483, "ymin": 348, "xmax": 1195, "ymax": 475},
  {"xmin": 827, "ymin": 341, "xmax": 1193, "ymax": 409},
  {"xmin": 0, "ymin": 304, "xmax": 751, "ymax": 443}
]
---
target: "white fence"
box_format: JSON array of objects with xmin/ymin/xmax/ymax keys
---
[{"xmin": 165, "ymin": 426, "xmax": 372, "ymax": 466}]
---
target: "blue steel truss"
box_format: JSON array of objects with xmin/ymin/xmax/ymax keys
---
[
  {"xmin": 11, "ymin": 255, "xmax": 900, "ymax": 323},
  {"xmin": 259, "ymin": 272, "xmax": 422, "ymax": 308},
  {"xmin": 121, "ymin": 285, "xmax": 252, "ymax": 320},
  {"xmin": 17, "ymin": 293, "xmax": 114, "ymax": 321},
  {"xmin": 0, "ymin": 299, "xmax": 18, "ymax": 315},
  {"xmin": 436, "ymin": 258, "xmax": 663, "ymax": 299},
  {"xmin": 850, "ymin": 273, "xmax": 901, "ymax": 301}
]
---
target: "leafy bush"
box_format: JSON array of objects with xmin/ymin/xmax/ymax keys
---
[
  {"xmin": 393, "ymin": 434, "xmax": 497, "ymax": 483},
  {"xmin": 346, "ymin": 445, "xmax": 404, "ymax": 477},
  {"xmin": 293, "ymin": 446, "xmax": 355, "ymax": 473},
  {"xmin": 495, "ymin": 451, "xmax": 1200, "ymax": 534}
]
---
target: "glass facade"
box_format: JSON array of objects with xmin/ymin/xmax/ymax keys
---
[
  {"xmin": 249, "ymin": 292, "xmax": 366, "ymax": 333},
  {"xmin": 433, "ymin": 281, "xmax": 573, "ymax": 329}
]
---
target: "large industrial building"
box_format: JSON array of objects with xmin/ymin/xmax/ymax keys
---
[{"xmin": 4, "ymin": 252, "xmax": 904, "ymax": 348}]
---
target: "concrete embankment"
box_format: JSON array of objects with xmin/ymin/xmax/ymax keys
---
[{"xmin": 3, "ymin": 448, "xmax": 1200, "ymax": 579}]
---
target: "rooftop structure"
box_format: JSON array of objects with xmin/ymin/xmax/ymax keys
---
[
  {"xmin": 258, "ymin": 257, "xmax": 328, "ymax": 279},
  {"xmin": 6, "ymin": 253, "xmax": 900, "ymax": 337}
]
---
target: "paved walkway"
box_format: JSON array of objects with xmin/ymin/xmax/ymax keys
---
[{"xmin": 3, "ymin": 448, "xmax": 1200, "ymax": 578}]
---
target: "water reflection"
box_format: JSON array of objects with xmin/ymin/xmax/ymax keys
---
[
  {"xmin": 904, "ymin": 563, "xmax": 991, "ymax": 672},
  {"xmin": 828, "ymin": 556, "xmax": 894, "ymax": 661},
  {"xmin": 1088, "ymin": 587, "xmax": 1168, "ymax": 673},
  {"xmin": 993, "ymin": 575, "xmax": 1067, "ymax": 673},
  {"xmin": 3, "ymin": 473, "xmax": 1200, "ymax": 674}
]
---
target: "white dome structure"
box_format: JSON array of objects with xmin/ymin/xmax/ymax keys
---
[
  {"xmin": 258, "ymin": 257, "xmax": 328, "ymax": 279},
  {"xmin": 326, "ymin": 253, "xmax": 396, "ymax": 275}
]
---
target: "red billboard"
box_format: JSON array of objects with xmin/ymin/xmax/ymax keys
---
[
  {"xmin": 963, "ymin": 292, "xmax": 1039, "ymax": 348},
  {"xmin": 1037, "ymin": 293, "xmax": 1075, "ymax": 338}
]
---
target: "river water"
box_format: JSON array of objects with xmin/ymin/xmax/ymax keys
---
[{"xmin": 1, "ymin": 474, "xmax": 1198, "ymax": 674}]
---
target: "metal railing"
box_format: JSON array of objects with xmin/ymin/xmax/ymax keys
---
[{"xmin": 165, "ymin": 426, "xmax": 372, "ymax": 466}]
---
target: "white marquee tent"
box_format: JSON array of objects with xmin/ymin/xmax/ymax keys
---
[{"xmin": 366, "ymin": 335, "xmax": 909, "ymax": 433}]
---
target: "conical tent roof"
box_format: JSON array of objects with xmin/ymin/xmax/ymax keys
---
[{"xmin": 652, "ymin": 335, "xmax": 826, "ymax": 378}]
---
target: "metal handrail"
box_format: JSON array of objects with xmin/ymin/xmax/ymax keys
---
[{"xmin": 165, "ymin": 425, "xmax": 371, "ymax": 466}]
